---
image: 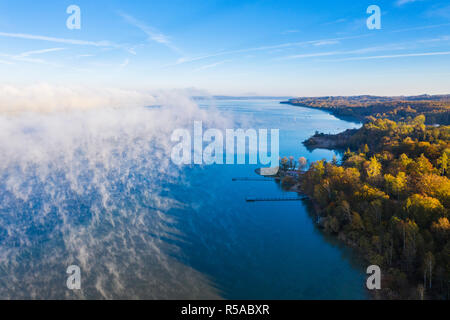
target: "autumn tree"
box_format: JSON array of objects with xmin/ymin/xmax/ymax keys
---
[
  {"xmin": 405, "ymin": 194, "xmax": 444, "ymax": 228},
  {"xmin": 298, "ymin": 157, "xmax": 307, "ymax": 171},
  {"xmin": 384, "ymin": 172, "xmax": 407, "ymax": 200},
  {"xmin": 437, "ymin": 152, "xmax": 448, "ymax": 176},
  {"xmin": 365, "ymin": 156, "xmax": 382, "ymax": 184}
]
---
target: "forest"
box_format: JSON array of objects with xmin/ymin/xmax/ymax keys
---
[
  {"xmin": 298, "ymin": 115, "xmax": 450, "ymax": 299},
  {"xmin": 282, "ymin": 95, "xmax": 450, "ymax": 125}
]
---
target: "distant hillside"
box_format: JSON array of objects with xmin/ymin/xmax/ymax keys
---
[{"xmin": 282, "ymin": 95, "xmax": 450, "ymax": 125}]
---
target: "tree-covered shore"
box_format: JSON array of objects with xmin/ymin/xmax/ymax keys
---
[
  {"xmin": 282, "ymin": 95, "xmax": 450, "ymax": 125},
  {"xmin": 298, "ymin": 115, "xmax": 449, "ymax": 299}
]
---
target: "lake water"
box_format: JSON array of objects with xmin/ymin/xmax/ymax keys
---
[{"xmin": 0, "ymin": 98, "xmax": 367, "ymax": 299}]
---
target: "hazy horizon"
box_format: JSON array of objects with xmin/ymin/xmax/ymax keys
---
[{"xmin": 0, "ymin": 0, "xmax": 449, "ymax": 101}]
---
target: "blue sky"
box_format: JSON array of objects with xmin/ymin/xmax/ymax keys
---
[{"xmin": 0, "ymin": 0, "xmax": 449, "ymax": 96}]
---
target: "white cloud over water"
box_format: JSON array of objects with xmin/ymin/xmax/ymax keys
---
[
  {"xmin": 0, "ymin": 84, "xmax": 160, "ymax": 113},
  {"xmin": 0, "ymin": 86, "xmax": 229, "ymax": 299}
]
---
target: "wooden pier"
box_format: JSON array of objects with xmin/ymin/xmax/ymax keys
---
[
  {"xmin": 246, "ymin": 196, "xmax": 308, "ymax": 202},
  {"xmin": 232, "ymin": 177, "xmax": 274, "ymax": 182}
]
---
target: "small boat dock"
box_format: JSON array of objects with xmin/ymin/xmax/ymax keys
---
[
  {"xmin": 232, "ymin": 177, "xmax": 274, "ymax": 181},
  {"xmin": 245, "ymin": 196, "xmax": 308, "ymax": 202}
]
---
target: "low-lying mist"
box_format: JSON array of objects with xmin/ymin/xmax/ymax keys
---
[{"xmin": 0, "ymin": 85, "xmax": 230, "ymax": 299}]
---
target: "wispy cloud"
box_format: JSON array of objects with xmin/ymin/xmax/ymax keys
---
[
  {"xmin": 127, "ymin": 47, "xmax": 138, "ymax": 55},
  {"xmin": 278, "ymin": 51, "xmax": 340, "ymax": 60},
  {"xmin": 276, "ymin": 31, "xmax": 450, "ymax": 62},
  {"xmin": 0, "ymin": 31, "xmax": 117, "ymax": 47},
  {"xmin": 195, "ymin": 60, "xmax": 230, "ymax": 71},
  {"xmin": 18, "ymin": 48, "xmax": 65, "ymax": 57},
  {"xmin": 395, "ymin": 0, "xmax": 423, "ymax": 6},
  {"xmin": 313, "ymin": 40, "xmax": 340, "ymax": 46},
  {"xmin": 418, "ymin": 35, "xmax": 450, "ymax": 43},
  {"xmin": 170, "ymin": 34, "xmax": 368, "ymax": 67},
  {"xmin": 278, "ymin": 43, "xmax": 407, "ymax": 60},
  {"xmin": 322, "ymin": 18, "xmax": 347, "ymax": 26},
  {"xmin": 0, "ymin": 47, "xmax": 65, "ymax": 65},
  {"xmin": 76, "ymin": 54, "xmax": 95, "ymax": 58},
  {"xmin": 392, "ymin": 23, "xmax": 450, "ymax": 34},
  {"xmin": 119, "ymin": 13, "xmax": 181, "ymax": 54},
  {"xmin": 327, "ymin": 51, "xmax": 450, "ymax": 62},
  {"xmin": 120, "ymin": 58, "xmax": 130, "ymax": 68}
]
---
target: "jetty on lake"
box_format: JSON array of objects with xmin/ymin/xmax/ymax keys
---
[
  {"xmin": 232, "ymin": 177, "xmax": 274, "ymax": 181},
  {"xmin": 246, "ymin": 196, "xmax": 308, "ymax": 202}
]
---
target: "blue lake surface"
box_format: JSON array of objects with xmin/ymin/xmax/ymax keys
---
[
  {"xmin": 171, "ymin": 98, "xmax": 367, "ymax": 299},
  {"xmin": 0, "ymin": 98, "xmax": 367, "ymax": 299}
]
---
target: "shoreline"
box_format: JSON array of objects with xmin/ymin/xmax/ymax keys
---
[
  {"xmin": 285, "ymin": 176, "xmax": 382, "ymax": 299},
  {"xmin": 302, "ymin": 129, "xmax": 358, "ymax": 151},
  {"xmin": 267, "ymin": 103, "xmax": 385, "ymax": 299},
  {"xmin": 280, "ymin": 101, "xmax": 363, "ymax": 124},
  {"xmin": 257, "ymin": 99, "xmax": 450, "ymax": 300},
  {"xmin": 256, "ymin": 170, "xmax": 376, "ymax": 299}
]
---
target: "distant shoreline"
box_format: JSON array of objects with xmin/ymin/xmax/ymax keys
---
[
  {"xmin": 281, "ymin": 94, "xmax": 450, "ymax": 125},
  {"xmin": 280, "ymin": 100, "xmax": 362, "ymax": 124}
]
